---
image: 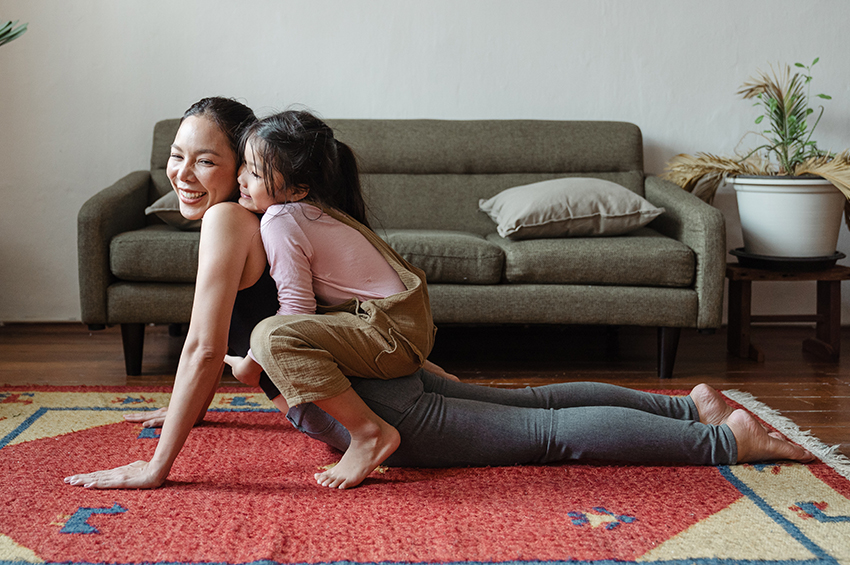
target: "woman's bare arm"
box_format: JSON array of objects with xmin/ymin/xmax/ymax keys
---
[{"xmin": 65, "ymin": 203, "xmax": 266, "ymax": 489}]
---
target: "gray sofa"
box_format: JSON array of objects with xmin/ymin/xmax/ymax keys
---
[{"xmin": 78, "ymin": 118, "xmax": 726, "ymax": 377}]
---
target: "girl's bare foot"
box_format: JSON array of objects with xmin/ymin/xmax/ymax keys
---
[
  {"xmin": 726, "ymin": 409, "xmax": 815, "ymax": 463},
  {"xmin": 314, "ymin": 419, "xmax": 400, "ymax": 489},
  {"xmin": 690, "ymin": 384, "xmax": 734, "ymax": 426}
]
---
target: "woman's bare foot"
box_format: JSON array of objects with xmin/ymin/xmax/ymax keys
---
[
  {"xmin": 726, "ymin": 409, "xmax": 815, "ymax": 463},
  {"xmin": 314, "ymin": 419, "xmax": 400, "ymax": 489},
  {"xmin": 690, "ymin": 384, "xmax": 735, "ymax": 426}
]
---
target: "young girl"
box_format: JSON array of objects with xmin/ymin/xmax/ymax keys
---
[{"xmin": 224, "ymin": 110, "xmax": 437, "ymax": 489}]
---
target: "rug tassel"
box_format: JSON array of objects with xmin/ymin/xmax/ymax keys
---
[{"xmin": 723, "ymin": 389, "xmax": 850, "ymax": 480}]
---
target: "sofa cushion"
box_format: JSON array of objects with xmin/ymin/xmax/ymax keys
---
[
  {"xmin": 478, "ymin": 178, "xmax": 664, "ymax": 240},
  {"xmin": 487, "ymin": 228, "xmax": 694, "ymax": 287},
  {"xmin": 380, "ymin": 229, "xmax": 504, "ymax": 284},
  {"xmin": 145, "ymin": 190, "xmax": 202, "ymax": 231},
  {"xmin": 111, "ymin": 226, "xmax": 199, "ymax": 282},
  {"xmin": 112, "ymin": 226, "xmax": 506, "ymax": 285}
]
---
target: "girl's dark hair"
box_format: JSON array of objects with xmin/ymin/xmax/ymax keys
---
[
  {"xmin": 181, "ymin": 97, "xmax": 257, "ymax": 164},
  {"xmin": 240, "ymin": 110, "xmax": 369, "ymax": 228}
]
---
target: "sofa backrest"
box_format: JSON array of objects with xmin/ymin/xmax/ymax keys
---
[
  {"xmin": 150, "ymin": 118, "xmax": 644, "ymax": 236},
  {"xmin": 150, "ymin": 118, "xmax": 182, "ymax": 203},
  {"xmin": 330, "ymin": 119, "xmax": 644, "ymax": 235}
]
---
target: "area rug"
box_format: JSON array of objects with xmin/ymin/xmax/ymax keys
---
[{"xmin": 1, "ymin": 385, "xmax": 849, "ymax": 565}]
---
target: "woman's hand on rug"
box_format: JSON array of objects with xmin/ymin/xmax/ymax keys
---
[
  {"xmin": 64, "ymin": 460, "xmax": 165, "ymax": 489},
  {"xmin": 124, "ymin": 407, "xmax": 168, "ymax": 427},
  {"xmin": 124, "ymin": 406, "xmax": 207, "ymax": 427}
]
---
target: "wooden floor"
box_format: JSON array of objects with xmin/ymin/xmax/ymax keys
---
[{"xmin": 1, "ymin": 322, "xmax": 848, "ymax": 457}]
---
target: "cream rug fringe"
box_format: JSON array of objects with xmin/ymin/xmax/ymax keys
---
[{"xmin": 723, "ymin": 389, "xmax": 850, "ymax": 480}]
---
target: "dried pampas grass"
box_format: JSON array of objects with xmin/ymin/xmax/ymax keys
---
[
  {"xmin": 662, "ymin": 153, "xmax": 769, "ymax": 204},
  {"xmin": 795, "ymin": 151, "xmax": 850, "ymax": 228},
  {"xmin": 662, "ymin": 150, "xmax": 850, "ymax": 228},
  {"xmin": 795, "ymin": 150, "xmax": 850, "ymax": 198}
]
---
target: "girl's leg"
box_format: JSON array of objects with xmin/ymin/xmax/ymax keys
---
[
  {"xmin": 251, "ymin": 314, "xmax": 418, "ymax": 489},
  {"xmin": 312, "ymin": 388, "xmax": 400, "ymax": 489},
  {"xmin": 250, "ymin": 313, "xmax": 421, "ymax": 406}
]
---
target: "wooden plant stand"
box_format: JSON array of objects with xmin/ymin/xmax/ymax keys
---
[{"xmin": 726, "ymin": 263, "xmax": 850, "ymax": 362}]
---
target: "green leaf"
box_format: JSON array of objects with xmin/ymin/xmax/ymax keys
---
[
  {"xmin": 813, "ymin": 57, "xmax": 820, "ymax": 65},
  {"xmin": 0, "ymin": 20, "xmax": 27, "ymax": 47},
  {"xmin": 818, "ymin": 94, "xmax": 832, "ymax": 100},
  {"xmin": 755, "ymin": 116, "xmax": 764, "ymax": 124},
  {"xmin": 795, "ymin": 62, "xmax": 805, "ymax": 68}
]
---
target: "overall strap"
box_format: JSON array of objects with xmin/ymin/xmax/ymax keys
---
[{"xmin": 321, "ymin": 206, "xmax": 428, "ymax": 291}]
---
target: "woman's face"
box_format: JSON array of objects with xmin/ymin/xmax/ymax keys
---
[{"xmin": 166, "ymin": 115, "xmax": 239, "ymax": 220}]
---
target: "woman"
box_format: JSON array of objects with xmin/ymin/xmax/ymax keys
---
[
  {"xmin": 67, "ymin": 98, "xmax": 272, "ymax": 488},
  {"xmin": 64, "ymin": 99, "xmax": 813, "ymax": 490},
  {"xmin": 63, "ymin": 97, "xmax": 448, "ymax": 489}
]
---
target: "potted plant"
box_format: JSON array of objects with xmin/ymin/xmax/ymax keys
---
[
  {"xmin": 664, "ymin": 58, "xmax": 850, "ymax": 265},
  {"xmin": 0, "ymin": 20, "xmax": 27, "ymax": 47}
]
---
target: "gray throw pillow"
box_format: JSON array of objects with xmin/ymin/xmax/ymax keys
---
[
  {"xmin": 478, "ymin": 177, "xmax": 664, "ymax": 240},
  {"xmin": 145, "ymin": 191, "xmax": 202, "ymax": 231}
]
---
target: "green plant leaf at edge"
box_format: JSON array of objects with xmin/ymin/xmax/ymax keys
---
[{"xmin": 0, "ymin": 20, "xmax": 28, "ymax": 47}]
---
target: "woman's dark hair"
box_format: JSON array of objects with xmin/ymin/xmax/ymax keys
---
[
  {"xmin": 240, "ymin": 109, "xmax": 369, "ymax": 228},
  {"xmin": 181, "ymin": 97, "xmax": 257, "ymax": 164}
]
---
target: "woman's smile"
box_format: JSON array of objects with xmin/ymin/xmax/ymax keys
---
[
  {"xmin": 178, "ymin": 187, "xmax": 207, "ymax": 202},
  {"xmin": 166, "ymin": 115, "xmax": 239, "ymax": 219}
]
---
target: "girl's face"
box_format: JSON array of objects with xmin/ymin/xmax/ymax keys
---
[
  {"xmin": 166, "ymin": 115, "xmax": 239, "ymax": 220},
  {"xmin": 237, "ymin": 139, "xmax": 306, "ymax": 213}
]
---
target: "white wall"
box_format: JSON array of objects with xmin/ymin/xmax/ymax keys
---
[{"xmin": 1, "ymin": 0, "xmax": 849, "ymax": 322}]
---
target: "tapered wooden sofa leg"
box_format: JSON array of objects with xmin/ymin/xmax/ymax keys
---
[
  {"xmin": 657, "ymin": 326, "xmax": 681, "ymax": 379},
  {"xmin": 121, "ymin": 323, "xmax": 145, "ymax": 376}
]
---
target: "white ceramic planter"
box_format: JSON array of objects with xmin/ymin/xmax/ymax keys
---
[{"xmin": 731, "ymin": 176, "xmax": 845, "ymax": 258}]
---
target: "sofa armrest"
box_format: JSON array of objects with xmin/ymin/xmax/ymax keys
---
[
  {"xmin": 644, "ymin": 175, "xmax": 726, "ymax": 329},
  {"xmin": 77, "ymin": 171, "xmax": 152, "ymax": 324}
]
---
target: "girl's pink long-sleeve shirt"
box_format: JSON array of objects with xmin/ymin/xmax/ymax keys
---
[{"xmin": 261, "ymin": 202, "xmax": 405, "ymax": 316}]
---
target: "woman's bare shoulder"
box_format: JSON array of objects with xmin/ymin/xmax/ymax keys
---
[
  {"xmin": 203, "ymin": 202, "xmax": 260, "ymax": 224},
  {"xmin": 199, "ymin": 203, "xmax": 266, "ymax": 288},
  {"xmin": 201, "ymin": 203, "xmax": 261, "ymax": 238}
]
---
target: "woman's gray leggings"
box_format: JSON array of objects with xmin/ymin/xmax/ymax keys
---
[{"xmin": 285, "ymin": 370, "xmax": 738, "ymax": 467}]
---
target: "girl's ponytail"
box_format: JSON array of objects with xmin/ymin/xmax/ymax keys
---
[{"xmin": 333, "ymin": 140, "xmax": 369, "ymax": 229}]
